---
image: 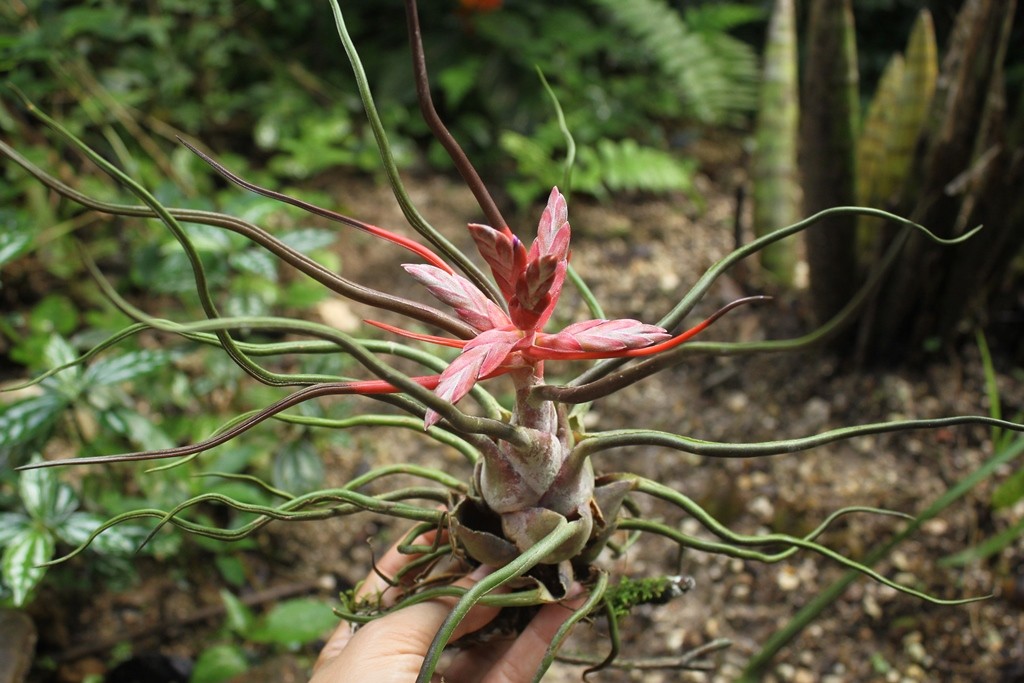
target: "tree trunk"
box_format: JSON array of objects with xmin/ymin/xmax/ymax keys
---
[
  {"xmin": 800, "ymin": 0, "xmax": 860, "ymax": 326},
  {"xmin": 859, "ymin": 0, "xmax": 1020, "ymax": 361}
]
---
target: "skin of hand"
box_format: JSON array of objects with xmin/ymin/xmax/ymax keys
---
[{"xmin": 309, "ymin": 531, "xmax": 586, "ymax": 683}]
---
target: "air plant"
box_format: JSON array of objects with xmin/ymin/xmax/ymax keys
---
[{"xmin": 4, "ymin": 1, "xmax": 1023, "ymax": 680}]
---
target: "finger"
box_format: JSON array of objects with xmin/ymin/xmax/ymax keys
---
[
  {"xmin": 477, "ymin": 591, "xmax": 588, "ymax": 683},
  {"xmin": 314, "ymin": 527, "xmax": 446, "ymax": 675},
  {"xmin": 444, "ymin": 633, "xmax": 516, "ymax": 683},
  {"xmin": 311, "ymin": 619, "xmax": 356, "ymax": 674},
  {"xmin": 358, "ymin": 528, "xmax": 442, "ymax": 600},
  {"xmin": 310, "ymin": 564, "xmax": 501, "ymax": 683}
]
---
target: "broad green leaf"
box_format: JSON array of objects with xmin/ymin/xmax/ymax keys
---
[
  {"xmin": 230, "ymin": 195, "xmax": 284, "ymax": 224},
  {"xmin": 98, "ymin": 407, "xmax": 175, "ymax": 451},
  {"xmin": 224, "ymin": 291, "xmax": 270, "ymax": 318},
  {"xmin": 0, "ymin": 394, "xmax": 68, "ymax": 452},
  {"xmin": 437, "ymin": 58, "xmax": 484, "ymax": 109},
  {"xmin": 57, "ymin": 6, "xmax": 129, "ymax": 41},
  {"xmin": 0, "ymin": 512, "xmax": 31, "ymax": 546},
  {"xmin": 178, "ymin": 223, "xmax": 234, "ymax": 252},
  {"xmin": 219, "ymin": 589, "xmax": 256, "ymax": 635},
  {"xmin": 19, "ymin": 460, "xmax": 77, "ymax": 523},
  {"xmin": 83, "ymin": 350, "xmax": 172, "ymax": 387},
  {"xmin": 247, "ymin": 597, "xmax": 338, "ymax": 646},
  {"xmin": 30, "ymin": 294, "xmax": 79, "ymax": 337},
  {"xmin": 214, "ymin": 554, "xmax": 247, "ymax": 588},
  {"xmin": 228, "ymin": 248, "xmax": 279, "ymax": 281},
  {"xmin": 278, "ymin": 228, "xmax": 337, "ymax": 254},
  {"xmin": 1, "ymin": 527, "xmax": 55, "ymax": 606},
  {"xmin": 281, "ymin": 278, "xmax": 329, "ymax": 308},
  {"xmin": 134, "ymin": 250, "xmax": 196, "ymax": 294},
  {"xmin": 271, "ymin": 443, "xmax": 325, "ymax": 496},
  {"xmin": 57, "ymin": 512, "xmax": 149, "ymax": 555},
  {"xmin": 188, "ymin": 644, "xmax": 249, "ymax": 683},
  {"xmin": 0, "ymin": 224, "xmax": 32, "ymax": 269}
]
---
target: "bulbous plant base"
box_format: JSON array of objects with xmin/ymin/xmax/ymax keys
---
[{"xmin": 449, "ymin": 473, "xmax": 638, "ymax": 598}]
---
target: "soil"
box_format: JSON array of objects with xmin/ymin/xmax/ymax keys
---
[{"xmin": 20, "ymin": 170, "xmax": 1024, "ymax": 683}]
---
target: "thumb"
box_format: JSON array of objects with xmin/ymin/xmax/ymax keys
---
[{"xmin": 310, "ymin": 564, "xmax": 499, "ymax": 683}]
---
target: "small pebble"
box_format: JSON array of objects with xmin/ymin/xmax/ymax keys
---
[{"xmin": 777, "ymin": 565, "xmax": 800, "ymax": 592}]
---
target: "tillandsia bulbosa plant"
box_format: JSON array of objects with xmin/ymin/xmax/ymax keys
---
[{"xmin": 4, "ymin": 1, "xmax": 1024, "ymax": 680}]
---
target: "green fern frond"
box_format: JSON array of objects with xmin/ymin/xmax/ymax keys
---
[
  {"xmin": 586, "ymin": 138, "xmax": 695, "ymax": 194},
  {"xmin": 590, "ymin": 0, "xmax": 760, "ymax": 124},
  {"xmin": 499, "ymin": 132, "xmax": 695, "ymax": 206},
  {"xmin": 684, "ymin": 4, "xmax": 767, "ymax": 33}
]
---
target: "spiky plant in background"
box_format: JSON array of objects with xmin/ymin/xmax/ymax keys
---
[{"xmin": 3, "ymin": 1, "xmax": 1022, "ymax": 680}]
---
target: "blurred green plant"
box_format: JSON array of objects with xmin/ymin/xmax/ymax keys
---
[
  {"xmin": 2, "ymin": 0, "xmax": 762, "ymax": 209},
  {"xmin": 188, "ymin": 591, "xmax": 339, "ymax": 683},
  {"xmin": 587, "ymin": 0, "xmax": 761, "ymax": 124},
  {"xmin": 0, "ymin": 334, "xmax": 174, "ymax": 465},
  {"xmin": 939, "ymin": 331, "xmax": 1024, "ymax": 568},
  {"xmin": 497, "ymin": 0, "xmax": 761, "ymax": 205},
  {"xmin": 751, "ymin": 0, "xmax": 1024, "ymax": 358},
  {"xmin": 0, "ymin": 455, "xmax": 147, "ymax": 606}
]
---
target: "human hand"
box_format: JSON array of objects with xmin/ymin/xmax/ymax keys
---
[{"xmin": 309, "ymin": 532, "xmax": 585, "ymax": 683}]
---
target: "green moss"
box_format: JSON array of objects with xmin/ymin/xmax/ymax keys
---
[{"xmin": 605, "ymin": 575, "xmax": 693, "ymax": 618}]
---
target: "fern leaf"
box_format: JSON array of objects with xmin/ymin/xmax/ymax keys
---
[
  {"xmin": 589, "ymin": 138, "xmax": 696, "ymax": 194},
  {"xmin": 590, "ymin": 0, "xmax": 759, "ymax": 123}
]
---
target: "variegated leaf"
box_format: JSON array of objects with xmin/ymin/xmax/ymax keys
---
[
  {"xmin": 84, "ymin": 349, "xmax": 173, "ymax": 387},
  {"xmin": 19, "ymin": 459, "xmax": 77, "ymax": 524},
  {"xmin": 1, "ymin": 527, "xmax": 55, "ymax": 606},
  {"xmin": 403, "ymin": 264, "xmax": 510, "ymax": 332},
  {"xmin": 58, "ymin": 512, "xmax": 150, "ymax": 555},
  {"xmin": 536, "ymin": 318, "xmax": 670, "ymax": 352},
  {"xmin": 0, "ymin": 512, "xmax": 30, "ymax": 546}
]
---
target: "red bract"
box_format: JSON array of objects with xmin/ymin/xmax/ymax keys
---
[{"xmin": 369, "ymin": 186, "xmax": 739, "ymax": 427}]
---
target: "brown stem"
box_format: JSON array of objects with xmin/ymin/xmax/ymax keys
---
[{"xmin": 404, "ymin": 0, "xmax": 508, "ymax": 232}]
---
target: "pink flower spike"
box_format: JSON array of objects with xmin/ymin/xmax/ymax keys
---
[
  {"xmin": 515, "ymin": 254, "xmax": 560, "ymax": 314},
  {"xmin": 532, "ymin": 296, "xmax": 770, "ymax": 361},
  {"xmin": 403, "ymin": 264, "xmax": 511, "ymax": 332},
  {"xmin": 533, "ymin": 319, "xmax": 671, "ymax": 354},
  {"xmin": 532, "ymin": 187, "xmax": 570, "ymax": 261},
  {"xmin": 512, "ymin": 187, "xmax": 571, "ymax": 330},
  {"xmin": 423, "ymin": 328, "xmax": 521, "ymax": 428},
  {"xmin": 467, "ymin": 223, "xmax": 527, "ymax": 302}
]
